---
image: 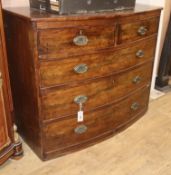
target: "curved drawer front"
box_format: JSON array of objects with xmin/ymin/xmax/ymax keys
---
[
  {"xmin": 42, "ymin": 86, "xmax": 149, "ymax": 153},
  {"xmin": 38, "ymin": 24, "xmax": 115, "ymax": 59},
  {"xmin": 41, "ymin": 62, "xmax": 152, "ymax": 120},
  {"xmin": 39, "ymin": 37, "xmax": 156, "ymax": 88},
  {"xmin": 117, "ymin": 17, "xmax": 159, "ymax": 44}
]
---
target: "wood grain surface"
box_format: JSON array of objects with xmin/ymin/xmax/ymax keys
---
[
  {"xmin": 0, "ymin": 0, "xmax": 22, "ymax": 165},
  {"xmin": 117, "ymin": 17, "xmax": 160, "ymax": 44},
  {"xmin": 3, "ymin": 5, "xmax": 161, "ymax": 160},
  {"xmin": 41, "ymin": 62, "xmax": 152, "ymax": 121},
  {"xmin": 39, "ymin": 37, "xmax": 156, "ymax": 87},
  {"xmin": 38, "ymin": 24, "xmax": 115, "ymax": 59},
  {"xmin": 42, "ymin": 86, "xmax": 150, "ymax": 155}
]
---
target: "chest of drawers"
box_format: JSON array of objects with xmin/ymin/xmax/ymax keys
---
[{"xmin": 4, "ymin": 4, "xmax": 161, "ymax": 160}]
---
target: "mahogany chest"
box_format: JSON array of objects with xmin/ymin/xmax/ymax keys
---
[{"xmin": 3, "ymin": 4, "xmax": 161, "ymax": 160}]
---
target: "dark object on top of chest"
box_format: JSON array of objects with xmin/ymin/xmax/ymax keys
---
[{"xmin": 29, "ymin": 0, "xmax": 136, "ymax": 15}]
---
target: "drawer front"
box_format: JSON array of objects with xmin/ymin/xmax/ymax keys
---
[
  {"xmin": 40, "ymin": 37, "xmax": 156, "ymax": 88},
  {"xmin": 117, "ymin": 17, "xmax": 159, "ymax": 44},
  {"xmin": 41, "ymin": 62, "xmax": 152, "ymax": 120},
  {"xmin": 38, "ymin": 25, "xmax": 115, "ymax": 59},
  {"xmin": 43, "ymin": 86, "xmax": 150, "ymax": 153}
]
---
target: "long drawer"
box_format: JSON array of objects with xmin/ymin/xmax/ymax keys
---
[
  {"xmin": 39, "ymin": 37, "xmax": 156, "ymax": 88},
  {"xmin": 40, "ymin": 62, "xmax": 152, "ymax": 120},
  {"xmin": 117, "ymin": 17, "xmax": 159, "ymax": 44},
  {"xmin": 42, "ymin": 86, "xmax": 150, "ymax": 153}
]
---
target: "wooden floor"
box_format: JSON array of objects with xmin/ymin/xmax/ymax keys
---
[{"xmin": 1, "ymin": 91, "xmax": 171, "ymax": 175}]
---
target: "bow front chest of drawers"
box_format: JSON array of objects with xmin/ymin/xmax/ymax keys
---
[{"xmin": 3, "ymin": 4, "xmax": 161, "ymax": 160}]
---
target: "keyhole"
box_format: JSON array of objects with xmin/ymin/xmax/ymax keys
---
[
  {"xmin": 79, "ymin": 30, "xmax": 83, "ymax": 35},
  {"xmin": 112, "ymin": 80, "xmax": 115, "ymax": 86}
]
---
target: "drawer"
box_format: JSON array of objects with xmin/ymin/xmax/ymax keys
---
[
  {"xmin": 41, "ymin": 62, "xmax": 153, "ymax": 120},
  {"xmin": 38, "ymin": 24, "xmax": 115, "ymax": 59},
  {"xmin": 117, "ymin": 17, "xmax": 159, "ymax": 44},
  {"xmin": 42, "ymin": 86, "xmax": 150, "ymax": 153},
  {"xmin": 39, "ymin": 37, "xmax": 156, "ymax": 88}
]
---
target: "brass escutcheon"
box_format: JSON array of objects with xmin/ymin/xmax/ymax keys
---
[
  {"xmin": 75, "ymin": 125, "xmax": 87, "ymax": 134},
  {"xmin": 137, "ymin": 26, "xmax": 148, "ymax": 36},
  {"xmin": 136, "ymin": 50, "xmax": 145, "ymax": 58},
  {"xmin": 74, "ymin": 95, "xmax": 88, "ymax": 104},
  {"xmin": 74, "ymin": 64, "xmax": 88, "ymax": 74},
  {"xmin": 73, "ymin": 30, "xmax": 89, "ymax": 46},
  {"xmin": 132, "ymin": 76, "xmax": 142, "ymax": 84},
  {"xmin": 131, "ymin": 102, "xmax": 140, "ymax": 111}
]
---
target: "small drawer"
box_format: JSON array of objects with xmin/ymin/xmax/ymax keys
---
[
  {"xmin": 38, "ymin": 24, "xmax": 115, "ymax": 59},
  {"xmin": 39, "ymin": 37, "xmax": 156, "ymax": 88},
  {"xmin": 40, "ymin": 62, "xmax": 152, "ymax": 120},
  {"xmin": 42, "ymin": 86, "xmax": 149, "ymax": 153},
  {"xmin": 117, "ymin": 17, "xmax": 159, "ymax": 44}
]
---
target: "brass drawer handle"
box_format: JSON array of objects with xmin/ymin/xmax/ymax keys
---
[
  {"xmin": 131, "ymin": 102, "xmax": 140, "ymax": 111},
  {"xmin": 136, "ymin": 50, "xmax": 145, "ymax": 58},
  {"xmin": 137, "ymin": 26, "xmax": 148, "ymax": 36},
  {"xmin": 75, "ymin": 124, "xmax": 87, "ymax": 134},
  {"xmin": 73, "ymin": 31, "xmax": 89, "ymax": 46},
  {"xmin": 74, "ymin": 95, "xmax": 88, "ymax": 104},
  {"xmin": 132, "ymin": 76, "xmax": 142, "ymax": 84},
  {"xmin": 74, "ymin": 64, "xmax": 88, "ymax": 74}
]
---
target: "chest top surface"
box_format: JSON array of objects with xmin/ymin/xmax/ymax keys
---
[{"xmin": 3, "ymin": 4, "xmax": 162, "ymax": 22}]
